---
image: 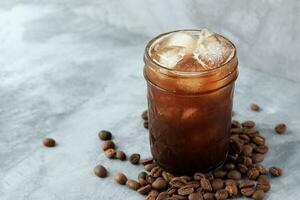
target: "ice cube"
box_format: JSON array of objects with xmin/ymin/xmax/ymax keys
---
[
  {"xmin": 173, "ymin": 54, "xmax": 207, "ymax": 72},
  {"xmin": 164, "ymin": 32, "xmax": 195, "ymax": 49},
  {"xmin": 154, "ymin": 47, "xmax": 185, "ymax": 68},
  {"xmin": 181, "ymin": 108, "xmax": 199, "ymax": 121}
]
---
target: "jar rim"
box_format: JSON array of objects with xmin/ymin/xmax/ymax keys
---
[{"xmin": 144, "ymin": 29, "xmax": 237, "ymax": 76}]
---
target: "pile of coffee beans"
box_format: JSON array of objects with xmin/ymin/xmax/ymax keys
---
[{"xmin": 94, "ymin": 108, "xmax": 285, "ymax": 200}]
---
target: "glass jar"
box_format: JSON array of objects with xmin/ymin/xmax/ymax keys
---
[{"xmin": 143, "ymin": 30, "xmax": 238, "ymax": 174}]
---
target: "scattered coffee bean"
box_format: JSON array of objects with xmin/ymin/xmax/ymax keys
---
[
  {"xmin": 224, "ymin": 179, "xmax": 237, "ymax": 186},
  {"xmin": 237, "ymin": 164, "xmax": 248, "ymax": 174},
  {"xmin": 126, "ymin": 179, "xmax": 140, "ymax": 190},
  {"xmin": 148, "ymin": 190, "xmax": 159, "ymax": 197},
  {"xmin": 252, "ymin": 153, "xmax": 264, "ymax": 163},
  {"xmin": 188, "ymin": 192, "xmax": 203, "ymax": 200},
  {"xmin": 152, "ymin": 177, "xmax": 168, "ymax": 192},
  {"xmin": 139, "ymin": 177, "xmax": 148, "ymax": 186},
  {"xmin": 256, "ymin": 175, "xmax": 271, "ymax": 192},
  {"xmin": 193, "ymin": 172, "xmax": 205, "ymax": 180},
  {"xmin": 178, "ymin": 185, "xmax": 194, "ymax": 196},
  {"xmin": 231, "ymin": 120, "xmax": 241, "ymax": 128},
  {"xmin": 98, "ymin": 130, "xmax": 112, "ymax": 140},
  {"xmin": 140, "ymin": 157, "xmax": 154, "ymax": 165},
  {"xmin": 213, "ymin": 170, "xmax": 227, "ymax": 178},
  {"xmin": 252, "ymin": 136, "xmax": 265, "ymax": 146},
  {"xmin": 146, "ymin": 175, "xmax": 155, "ymax": 184},
  {"xmin": 115, "ymin": 150, "xmax": 126, "ymax": 160},
  {"xmin": 145, "ymin": 163, "xmax": 157, "ymax": 172},
  {"xmin": 230, "ymin": 128, "xmax": 243, "ymax": 134},
  {"xmin": 137, "ymin": 184, "xmax": 152, "ymax": 195},
  {"xmin": 240, "ymin": 187, "xmax": 255, "ymax": 197},
  {"xmin": 203, "ymin": 192, "xmax": 215, "ymax": 200},
  {"xmin": 94, "ymin": 164, "xmax": 107, "ymax": 178},
  {"xmin": 43, "ymin": 137, "xmax": 56, "ymax": 147},
  {"xmin": 212, "ymin": 178, "xmax": 224, "ymax": 191},
  {"xmin": 170, "ymin": 177, "xmax": 187, "ymax": 188},
  {"xmin": 255, "ymin": 164, "xmax": 267, "ymax": 175},
  {"xmin": 255, "ymin": 145, "xmax": 268, "ymax": 154},
  {"xmin": 224, "ymin": 163, "xmax": 235, "ymax": 171},
  {"xmin": 150, "ymin": 166, "xmax": 163, "ymax": 178},
  {"xmin": 129, "ymin": 153, "xmax": 140, "ymax": 165},
  {"xmin": 275, "ymin": 123, "xmax": 287, "ymax": 134},
  {"xmin": 225, "ymin": 184, "xmax": 238, "ymax": 197},
  {"xmin": 138, "ymin": 171, "xmax": 148, "ymax": 180},
  {"xmin": 201, "ymin": 178, "xmax": 213, "ymax": 192},
  {"xmin": 247, "ymin": 168, "xmax": 260, "ymax": 180},
  {"xmin": 141, "ymin": 110, "xmax": 148, "ymax": 120},
  {"xmin": 172, "ymin": 194, "xmax": 186, "ymax": 200},
  {"xmin": 114, "ymin": 172, "xmax": 127, "ymax": 185},
  {"xmin": 250, "ymin": 103, "xmax": 260, "ymax": 111},
  {"xmin": 252, "ymin": 190, "xmax": 264, "ymax": 200},
  {"xmin": 162, "ymin": 171, "xmax": 174, "ymax": 182},
  {"xmin": 227, "ymin": 170, "xmax": 241, "ymax": 180},
  {"xmin": 215, "ymin": 189, "xmax": 228, "ymax": 200},
  {"xmin": 239, "ymin": 181, "xmax": 255, "ymax": 189},
  {"xmin": 242, "ymin": 120, "xmax": 256, "ymax": 128},
  {"xmin": 144, "ymin": 121, "xmax": 149, "ymax": 129},
  {"xmin": 167, "ymin": 187, "xmax": 177, "ymax": 195},
  {"xmin": 105, "ymin": 148, "xmax": 116, "ymax": 159},
  {"xmin": 269, "ymin": 166, "xmax": 282, "ymax": 177},
  {"xmin": 241, "ymin": 145, "xmax": 253, "ymax": 157},
  {"xmin": 156, "ymin": 191, "xmax": 169, "ymax": 200},
  {"xmin": 102, "ymin": 140, "xmax": 115, "ymax": 151}
]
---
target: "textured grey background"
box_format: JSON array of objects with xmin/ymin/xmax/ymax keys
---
[{"xmin": 0, "ymin": 0, "xmax": 299, "ymax": 199}]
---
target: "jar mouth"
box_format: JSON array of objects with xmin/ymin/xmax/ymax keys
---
[{"xmin": 145, "ymin": 29, "xmax": 237, "ymax": 76}]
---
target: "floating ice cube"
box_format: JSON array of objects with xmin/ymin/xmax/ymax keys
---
[
  {"xmin": 181, "ymin": 108, "xmax": 198, "ymax": 121},
  {"xmin": 164, "ymin": 32, "xmax": 195, "ymax": 50},
  {"xmin": 155, "ymin": 47, "xmax": 185, "ymax": 68}
]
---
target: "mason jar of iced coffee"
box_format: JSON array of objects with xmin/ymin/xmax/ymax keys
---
[{"xmin": 143, "ymin": 29, "xmax": 238, "ymax": 174}]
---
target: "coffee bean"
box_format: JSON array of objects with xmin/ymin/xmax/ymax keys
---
[
  {"xmin": 224, "ymin": 163, "xmax": 235, "ymax": 171},
  {"xmin": 231, "ymin": 120, "xmax": 241, "ymax": 128},
  {"xmin": 239, "ymin": 181, "xmax": 255, "ymax": 189},
  {"xmin": 201, "ymin": 178, "xmax": 212, "ymax": 192},
  {"xmin": 180, "ymin": 176, "xmax": 192, "ymax": 182},
  {"xmin": 275, "ymin": 123, "xmax": 287, "ymax": 134},
  {"xmin": 252, "ymin": 190, "xmax": 264, "ymax": 200},
  {"xmin": 171, "ymin": 194, "xmax": 186, "ymax": 200},
  {"xmin": 213, "ymin": 170, "xmax": 227, "ymax": 178},
  {"xmin": 256, "ymin": 182, "xmax": 271, "ymax": 192},
  {"xmin": 102, "ymin": 140, "xmax": 115, "ymax": 150},
  {"xmin": 114, "ymin": 172, "xmax": 127, "ymax": 185},
  {"xmin": 237, "ymin": 164, "xmax": 248, "ymax": 174},
  {"xmin": 148, "ymin": 190, "xmax": 159, "ymax": 197},
  {"xmin": 105, "ymin": 148, "xmax": 116, "ymax": 159},
  {"xmin": 152, "ymin": 177, "xmax": 168, "ymax": 192},
  {"xmin": 255, "ymin": 164, "xmax": 267, "ymax": 175},
  {"xmin": 146, "ymin": 175, "xmax": 155, "ymax": 184},
  {"xmin": 250, "ymin": 103, "xmax": 260, "ymax": 111},
  {"xmin": 145, "ymin": 163, "xmax": 157, "ymax": 172},
  {"xmin": 139, "ymin": 157, "xmax": 154, "ymax": 165},
  {"xmin": 239, "ymin": 134, "xmax": 250, "ymax": 143},
  {"xmin": 144, "ymin": 194, "xmax": 155, "ymax": 200},
  {"xmin": 94, "ymin": 164, "xmax": 107, "ymax": 178},
  {"xmin": 170, "ymin": 177, "xmax": 187, "ymax": 188},
  {"xmin": 247, "ymin": 168, "xmax": 259, "ymax": 180},
  {"xmin": 241, "ymin": 145, "xmax": 253, "ymax": 157},
  {"xmin": 129, "ymin": 153, "xmax": 140, "ymax": 164},
  {"xmin": 224, "ymin": 179, "xmax": 237, "ymax": 186},
  {"xmin": 156, "ymin": 191, "xmax": 169, "ymax": 200},
  {"xmin": 139, "ymin": 177, "xmax": 148, "ymax": 186},
  {"xmin": 144, "ymin": 121, "xmax": 149, "ymax": 129},
  {"xmin": 162, "ymin": 171, "xmax": 174, "ymax": 182},
  {"xmin": 167, "ymin": 187, "xmax": 177, "ymax": 195},
  {"xmin": 215, "ymin": 189, "xmax": 228, "ymax": 200},
  {"xmin": 242, "ymin": 120, "xmax": 255, "ymax": 128},
  {"xmin": 188, "ymin": 192, "xmax": 203, "ymax": 200},
  {"xmin": 193, "ymin": 172, "xmax": 206, "ymax": 180},
  {"xmin": 252, "ymin": 153, "xmax": 264, "ymax": 163},
  {"xmin": 141, "ymin": 110, "xmax": 148, "ymax": 120},
  {"xmin": 227, "ymin": 170, "xmax": 241, "ymax": 180},
  {"xmin": 115, "ymin": 150, "xmax": 126, "ymax": 160},
  {"xmin": 150, "ymin": 166, "xmax": 163, "ymax": 178},
  {"xmin": 238, "ymin": 156, "xmax": 252, "ymax": 166},
  {"xmin": 225, "ymin": 184, "xmax": 238, "ymax": 197},
  {"xmin": 240, "ymin": 187, "xmax": 255, "ymax": 197},
  {"xmin": 43, "ymin": 137, "xmax": 56, "ymax": 147},
  {"xmin": 252, "ymin": 136, "xmax": 265, "ymax": 146},
  {"xmin": 98, "ymin": 130, "xmax": 112, "ymax": 141},
  {"xmin": 230, "ymin": 128, "xmax": 243, "ymax": 134},
  {"xmin": 212, "ymin": 179, "xmax": 224, "ymax": 191},
  {"xmin": 230, "ymin": 139, "xmax": 243, "ymax": 154},
  {"xmin": 126, "ymin": 179, "xmax": 140, "ymax": 190},
  {"xmin": 244, "ymin": 129, "xmax": 260, "ymax": 138},
  {"xmin": 227, "ymin": 153, "xmax": 239, "ymax": 162},
  {"xmin": 254, "ymin": 145, "xmax": 268, "ymax": 154},
  {"xmin": 178, "ymin": 185, "xmax": 194, "ymax": 196},
  {"xmin": 203, "ymin": 193, "xmax": 215, "ymax": 200},
  {"xmin": 269, "ymin": 166, "xmax": 282, "ymax": 177},
  {"xmin": 138, "ymin": 171, "xmax": 148, "ymax": 180},
  {"xmin": 138, "ymin": 184, "xmax": 152, "ymax": 195},
  {"xmin": 186, "ymin": 181, "xmax": 200, "ymax": 188}
]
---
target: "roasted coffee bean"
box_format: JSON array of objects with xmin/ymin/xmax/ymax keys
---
[
  {"xmin": 170, "ymin": 177, "xmax": 187, "ymax": 188},
  {"xmin": 256, "ymin": 182, "xmax": 271, "ymax": 192},
  {"xmin": 203, "ymin": 193, "xmax": 215, "ymax": 200},
  {"xmin": 205, "ymin": 174, "xmax": 214, "ymax": 182},
  {"xmin": 257, "ymin": 175, "xmax": 269, "ymax": 183},
  {"xmin": 225, "ymin": 184, "xmax": 238, "ymax": 197},
  {"xmin": 242, "ymin": 120, "xmax": 255, "ymax": 128},
  {"xmin": 156, "ymin": 191, "xmax": 169, "ymax": 200},
  {"xmin": 138, "ymin": 184, "xmax": 152, "ymax": 195},
  {"xmin": 126, "ymin": 179, "xmax": 140, "ymax": 190},
  {"xmin": 141, "ymin": 110, "xmax": 148, "ymax": 120},
  {"xmin": 115, "ymin": 150, "xmax": 126, "ymax": 160},
  {"xmin": 140, "ymin": 157, "xmax": 154, "ymax": 165},
  {"xmin": 152, "ymin": 177, "xmax": 168, "ymax": 192},
  {"xmin": 252, "ymin": 153, "xmax": 264, "ymax": 163},
  {"xmin": 275, "ymin": 123, "xmax": 287, "ymax": 134},
  {"xmin": 138, "ymin": 171, "xmax": 148, "ymax": 180},
  {"xmin": 239, "ymin": 134, "xmax": 250, "ymax": 143},
  {"xmin": 162, "ymin": 171, "xmax": 174, "ymax": 182},
  {"xmin": 269, "ymin": 166, "xmax": 282, "ymax": 177},
  {"xmin": 231, "ymin": 120, "xmax": 241, "ymax": 128},
  {"xmin": 252, "ymin": 190, "xmax": 264, "ymax": 200},
  {"xmin": 188, "ymin": 192, "xmax": 203, "ymax": 200},
  {"xmin": 105, "ymin": 148, "xmax": 116, "ymax": 158},
  {"xmin": 178, "ymin": 185, "xmax": 194, "ymax": 196},
  {"xmin": 98, "ymin": 130, "xmax": 112, "ymax": 140},
  {"xmin": 213, "ymin": 170, "xmax": 227, "ymax": 178},
  {"xmin": 212, "ymin": 178, "xmax": 224, "ymax": 191},
  {"xmin": 172, "ymin": 194, "xmax": 186, "ymax": 200},
  {"xmin": 239, "ymin": 181, "xmax": 255, "ymax": 189},
  {"xmin": 237, "ymin": 164, "xmax": 248, "ymax": 174},
  {"xmin": 224, "ymin": 179, "xmax": 237, "ymax": 186},
  {"xmin": 255, "ymin": 145, "xmax": 268, "ymax": 154},
  {"xmin": 238, "ymin": 156, "xmax": 252, "ymax": 166},
  {"xmin": 247, "ymin": 168, "xmax": 259, "ymax": 180},
  {"xmin": 43, "ymin": 137, "xmax": 56, "ymax": 147},
  {"xmin": 230, "ymin": 128, "xmax": 243, "ymax": 134},
  {"xmin": 139, "ymin": 177, "xmax": 148, "ymax": 186},
  {"xmin": 186, "ymin": 181, "xmax": 200, "ymax": 188},
  {"xmin": 167, "ymin": 187, "xmax": 177, "ymax": 195},
  {"xmin": 93, "ymin": 164, "xmax": 107, "ymax": 178},
  {"xmin": 244, "ymin": 129, "xmax": 260, "ymax": 138},
  {"xmin": 201, "ymin": 178, "xmax": 212, "ymax": 191},
  {"xmin": 224, "ymin": 163, "xmax": 235, "ymax": 171},
  {"xmin": 230, "ymin": 139, "xmax": 243, "ymax": 154},
  {"xmin": 145, "ymin": 163, "xmax": 157, "ymax": 172},
  {"xmin": 180, "ymin": 176, "xmax": 192, "ymax": 182},
  {"xmin": 144, "ymin": 121, "xmax": 149, "ymax": 129},
  {"xmin": 240, "ymin": 187, "xmax": 255, "ymax": 197},
  {"xmin": 250, "ymin": 103, "xmax": 260, "ymax": 111},
  {"xmin": 145, "ymin": 195, "xmax": 155, "ymax": 200},
  {"xmin": 194, "ymin": 172, "xmax": 206, "ymax": 180},
  {"xmin": 242, "ymin": 145, "xmax": 253, "ymax": 157},
  {"xmin": 102, "ymin": 140, "xmax": 115, "ymax": 150},
  {"xmin": 227, "ymin": 170, "xmax": 241, "ymax": 180},
  {"xmin": 215, "ymin": 189, "xmax": 228, "ymax": 200},
  {"xmin": 146, "ymin": 175, "xmax": 155, "ymax": 184},
  {"xmin": 148, "ymin": 190, "xmax": 159, "ymax": 197},
  {"xmin": 129, "ymin": 153, "xmax": 140, "ymax": 164},
  {"xmin": 255, "ymin": 164, "xmax": 267, "ymax": 174},
  {"xmin": 150, "ymin": 166, "xmax": 163, "ymax": 178},
  {"xmin": 114, "ymin": 172, "xmax": 127, "ymax": 185},
  {"xmin": 252, "ymin": 136, "xmax": 265, "ymax": 146}
]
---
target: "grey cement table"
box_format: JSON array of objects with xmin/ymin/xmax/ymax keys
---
[{"xmin": 0, "ymin": 1, "xmax": 299, "ymax": 199}]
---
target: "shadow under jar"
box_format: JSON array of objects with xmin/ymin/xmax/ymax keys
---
[{"xmin": 143, "ymin": 30, "xmax": 238, "ymax": 174}]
